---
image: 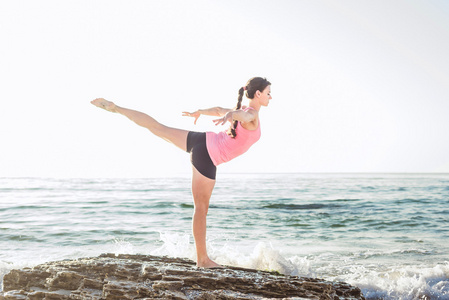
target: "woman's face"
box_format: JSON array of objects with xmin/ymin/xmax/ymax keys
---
[{"xmin": 258, "ymin": 85, "xmax": 272, "ymax": 106}]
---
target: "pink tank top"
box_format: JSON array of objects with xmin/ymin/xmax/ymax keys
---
[{"xmin": 206, "ymin": 107, "xmax": 261, "ymax": 166}]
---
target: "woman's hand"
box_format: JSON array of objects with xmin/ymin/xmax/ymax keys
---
[
  {"xmin": 91, "ymin": 98, "xmax": 117, "ymax": 113},
  {"xmin": 182, "ymin": 111, "xmax": 201, "ymax": 125},
  {"xmin": 213, "ymin": 111, "xmax": 233, "ymax": 126}
]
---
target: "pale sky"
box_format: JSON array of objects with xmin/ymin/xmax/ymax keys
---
[{"xmin": 1, "ymin": 0, "xmax": 448, "ymax": 178}]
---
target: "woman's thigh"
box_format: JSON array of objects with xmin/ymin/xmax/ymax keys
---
[
  {"xmin": 191, "ymin": 166, "xmax": 216, "ymax": 212},
  {"xmin": 156, "ymin": 124, "xmax": 190, "ymax": 152}
]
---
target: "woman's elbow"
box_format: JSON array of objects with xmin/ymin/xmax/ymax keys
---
[{"xmin": 216, "ymin": 107, "xmax": 229, "ymax": 116}]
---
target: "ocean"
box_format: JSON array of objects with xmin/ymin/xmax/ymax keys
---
[{"xmin": 1, "ymin": 174, "xmax": 448, "ymax": 299}]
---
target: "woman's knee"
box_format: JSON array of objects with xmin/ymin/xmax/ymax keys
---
[
  {"xmin": 193, "ymin": 202, "xmax": 209, "ymax": 216},
  {"xmin": 148, "ymin": 121, "xmax": 166, "ymax": 137}
]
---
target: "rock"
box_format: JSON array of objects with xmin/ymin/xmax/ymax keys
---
[{"xmin": 0, "ymin": 254, "xmax": 365, "ymax": 299}]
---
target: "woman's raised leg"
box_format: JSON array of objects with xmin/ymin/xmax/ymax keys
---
[
  {"xmin": 191, "ymin": 166, "xmax": 221, "ymax": 268},
  {"xmin": 91, "ymin": 98, "xmax": 189, "ymax": 151}
]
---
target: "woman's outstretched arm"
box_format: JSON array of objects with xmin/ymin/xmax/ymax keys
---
[
  {"xmin": 212, "ymin": 109, "xmax": 257, "ymax": 126},
  {"xmin": 182, "ymin": 107, "xmax": 232, "ymax": 124}
]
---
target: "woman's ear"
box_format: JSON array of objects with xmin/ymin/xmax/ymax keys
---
[{"xmin": 255, "ymin": 90, "xmax": 261, "ymax": 98}]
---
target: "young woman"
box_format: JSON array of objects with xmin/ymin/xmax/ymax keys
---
[{"xmin": 91, "ymin": 77, "xmax": 272, "ymax": 268}]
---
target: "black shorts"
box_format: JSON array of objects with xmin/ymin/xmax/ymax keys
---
[{"xmin": 186, "ymin": 132, "xmax": 217, "ymax": 180}]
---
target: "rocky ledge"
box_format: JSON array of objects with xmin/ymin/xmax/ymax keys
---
[{"xmin": 1, "ymin": 254, "xmax": 365, "ymax": 299}]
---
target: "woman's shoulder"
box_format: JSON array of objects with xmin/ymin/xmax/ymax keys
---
[
  {"xmin": 238, "ymin": 106, "xmax": 259, "ymax": 130},
  {"xmin": 241, "ymin": 105, "xmax": 257, "ymax": 112}
]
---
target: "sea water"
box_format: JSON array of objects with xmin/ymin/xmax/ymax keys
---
[{"xmin": 0, "ymin": 174, "xmax": 448, "ymax": 299}]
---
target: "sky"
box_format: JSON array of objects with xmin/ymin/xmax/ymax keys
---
[{"xmin": 1, "ymin": 0, "xmax": 448, "ymax": 178}]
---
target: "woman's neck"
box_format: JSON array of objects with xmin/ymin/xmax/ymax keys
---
[{"xmin": 248, "ymin": 99, "xmax": 261, "ymax": 112}]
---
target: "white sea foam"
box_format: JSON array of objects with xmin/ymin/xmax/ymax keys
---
[
  {"xmin": 148, "ymin": 232, "xmax": 449, "ymax": 300},
  {"xmin": 150, "ymin": 231, "xmax": 196, "ymax": 260},
  {"xmin": 148, "ymin": 232, "xmax": 312, "ymax": 276},
  {"xmin": 343, "ymin": 263, "xmax": 449, "ymax": 300},
  {"xmin": 111, "ymin": 237, "xmax": 137, "ymax": 255}
]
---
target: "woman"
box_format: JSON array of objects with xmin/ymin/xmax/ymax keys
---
[{"xmin": 91, "ymin": 77, "xmax": 272, "ymax": 268}]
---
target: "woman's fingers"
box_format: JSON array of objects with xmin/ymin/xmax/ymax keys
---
[
  {"xmin": 91, "ymin": 98, "xmax": 117, "ymax": 112},
  {"xmin": 182, "ymin": 112, "xmax": 200, "ymax": 124},
  {"xmin": 213, "ymin": 116, "xmax": 226, "ymax": 126},
  {"xmin": 91, "ymin": 98, "xmax": 105, "ymax": 107}
]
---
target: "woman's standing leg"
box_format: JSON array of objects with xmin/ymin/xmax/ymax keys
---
[{"xmin": 191, "ymin": 166, "xmax": 221, "ymax": 268}]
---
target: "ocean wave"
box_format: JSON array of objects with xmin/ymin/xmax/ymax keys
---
[
  {"xmin": 354, "ymin": 248, "xmax": 436, "ymax": 259},
  {"xmin": 345, "ymin": 263, "xmax": 449, "ymax": 300},
  {"xmin": 148, "ymin": 233, "xmax": 449, "ymax": 300},
  {"xmin": 262, "ymin": 203, "xmax": 341, "ymax": 210}
]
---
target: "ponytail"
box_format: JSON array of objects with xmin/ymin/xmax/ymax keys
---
[
  {"xmin": 227, "ymin": 77, "xmax": 271, "ymax": 138},
  {"xmin": 227, "ymin": 87, "xmax": 244, "ymax": 138}
]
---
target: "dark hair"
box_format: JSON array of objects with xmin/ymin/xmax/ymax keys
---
[{"xmin": 228, "ymin": 77, "xmax": 271, "ymax": 138}]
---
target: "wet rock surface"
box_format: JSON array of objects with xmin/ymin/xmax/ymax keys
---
[{"xmin": 1, "ymin": 253, "xmax": 365, "ymax": 299}]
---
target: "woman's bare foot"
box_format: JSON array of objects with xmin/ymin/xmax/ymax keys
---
[
  {"xmin": 197, "ymin": 258, "xmax": 223, "ymax": 268},
  {"xmin": 91, "ymin": 98, "xmax": 117, "ymax": 112}
]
